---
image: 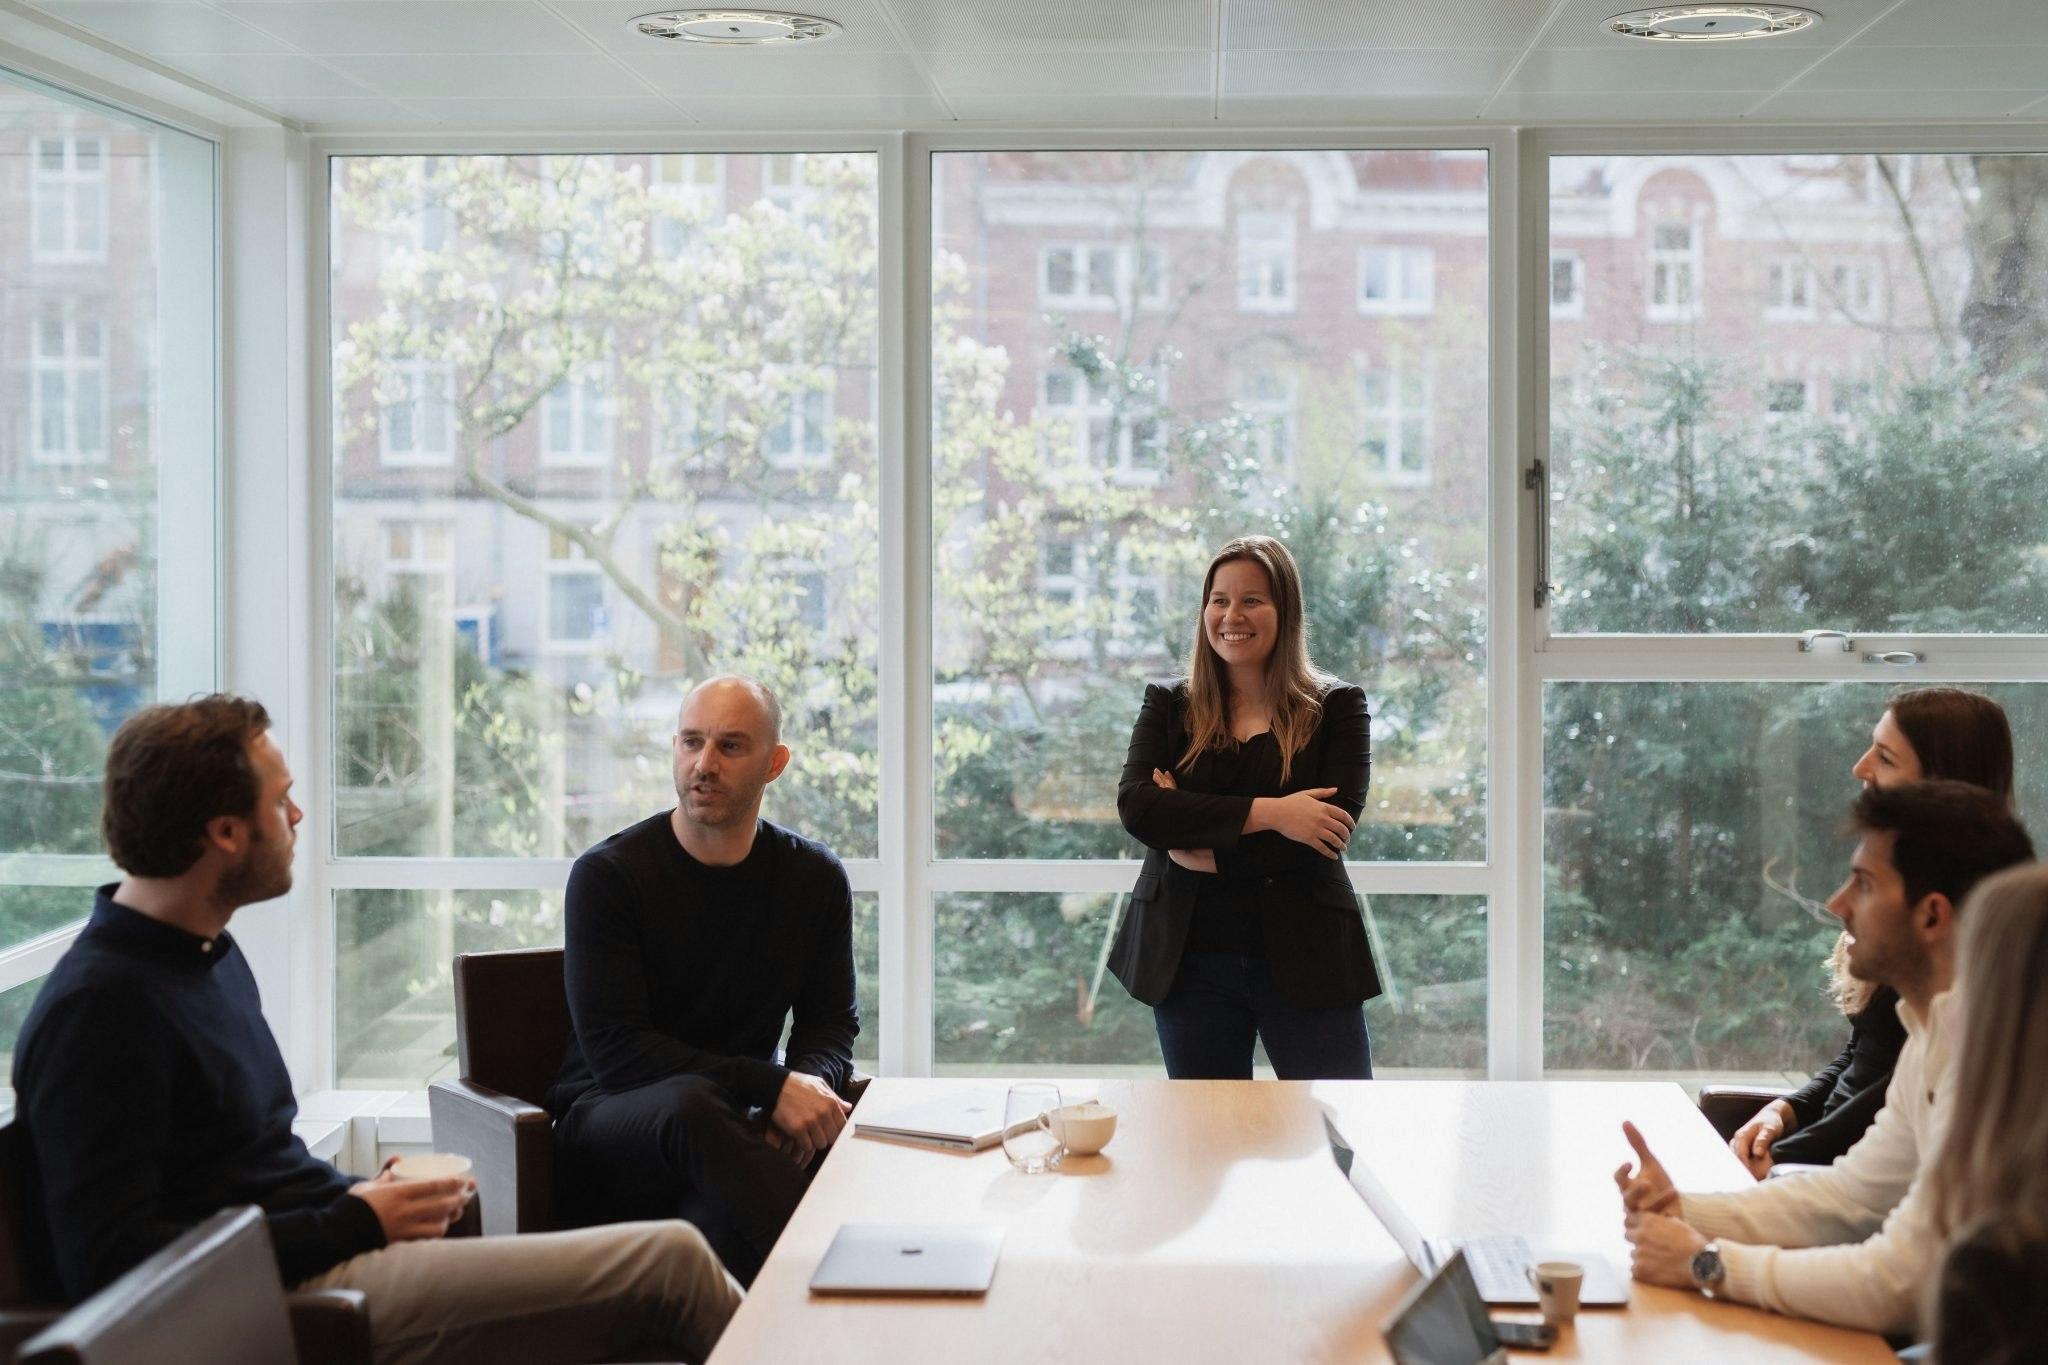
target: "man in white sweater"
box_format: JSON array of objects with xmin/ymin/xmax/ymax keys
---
[{"xmin": 1615, "ymin": 780, "xmax": 2033, "ymax": 1338}]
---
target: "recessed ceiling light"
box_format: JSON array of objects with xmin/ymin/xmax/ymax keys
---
[
  {"xmin": 1603, "ymin": 5, "xmax": 1821, "ymax": 41},
  {"xmin": 629, "ymin": 10, "xmax": 842, "ymax": 45}
]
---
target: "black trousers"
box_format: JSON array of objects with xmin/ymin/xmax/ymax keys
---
[{"xmin": 555, "ymin": 1074, "xmax": 815, "ymax": 1286}]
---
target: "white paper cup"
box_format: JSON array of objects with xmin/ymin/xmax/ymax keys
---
[
  {"xmin": 1526, "ymin": 1260, "xmax": 1584, "ymax": 1325},
  {"xmin": 390, "ymin": 1153, "xmax": 473, "ymax": 1183}
]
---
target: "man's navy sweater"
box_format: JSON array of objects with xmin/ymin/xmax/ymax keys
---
[{"xmin": 12, "ymin": 889, "xmax": 384, "ymax": 1301}]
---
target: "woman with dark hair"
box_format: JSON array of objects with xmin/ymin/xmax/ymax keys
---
[
  {"xmin": 1731, "ymin": 687, "xmax": 2016, "ymax": 1175},
  {"xmin": 1923, "ymin": 862, "xmax": 2048, "ymax": 1365},
  {"xmin": 1110, "ymin": 535, "xmax": 1380, "ymax": 1079}
]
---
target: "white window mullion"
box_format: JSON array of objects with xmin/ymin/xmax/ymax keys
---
[{"xmin": 884, "ymin": 133, "xmax": 931, "ymax": 1077}]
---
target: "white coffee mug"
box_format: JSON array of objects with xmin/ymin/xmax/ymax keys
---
[
  {"xmin": 1526, "ymin": 1260, "xmax": 1584, "ymax": 1325},
  {"xmin": 390, "ymin": 1152, "xmax": 473, "ymax": 1182}
]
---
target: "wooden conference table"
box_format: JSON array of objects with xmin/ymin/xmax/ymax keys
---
[{"xmin": 708, "ymin": 1079, "xmax": 1892, "ymax": 1364}]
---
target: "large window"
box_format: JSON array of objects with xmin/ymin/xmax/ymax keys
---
[
  {"xmin": 1542, "ymin": 152, "xmax": 2048, "ymax": 1081},
  {"xmin": 931, "ymin": 149, "xmax": 1490, "ymax": 1076},
  {"xmin": 329, "ymin": 151, "xmax": 881, "ymax": 1086},
  {"xmin": 0, "ymin": 71, "xmax": 215, "ymax": 1074}
]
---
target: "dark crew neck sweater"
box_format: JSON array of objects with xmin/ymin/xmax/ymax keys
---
[
  {"xmin": 12, "ymin": 889, "xmax": 383, "ymax": 1301},
  {"xmin": 546, "ymin": 814, "xmax": 859, "ymax": 1118}
]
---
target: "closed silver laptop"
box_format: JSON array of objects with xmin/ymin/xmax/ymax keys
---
[{"xmin": 809, "ymin": 1223, "xmax": 1006, "ymax": 1297}]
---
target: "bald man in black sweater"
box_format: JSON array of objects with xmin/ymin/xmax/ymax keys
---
[{"xmin": 547, "ymin": 676, "xmax": 859, "ymax": 1285}]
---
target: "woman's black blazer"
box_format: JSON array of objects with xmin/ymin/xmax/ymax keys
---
[{"xmin": 1108, "ymin": 679, "xmax": 1381, "ymax": 1010}]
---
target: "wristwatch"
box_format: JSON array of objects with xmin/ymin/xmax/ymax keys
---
[{"xmin": 1690, "ymin": 1241, "xmax": 1726, "ymax": 1298}]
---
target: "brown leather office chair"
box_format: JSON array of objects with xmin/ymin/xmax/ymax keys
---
[
  {"xmin": 1695, "ymin": 1083, "xmax": 1792, "ymax": 1142},
  {"xmin": 428, "ymin": 945, "xmax": 872, "ymax": 1238},
  {"xmin": 428, "ymin": 946, "xmax": 573, "ymax": 1237},
  {"xmin": 0, "ymin": 1119, "xmax": 372, "ymax": 1365},
  {"xmin": 16, "ymin": 1206, "xmax": 293, "ymax": 1365}
]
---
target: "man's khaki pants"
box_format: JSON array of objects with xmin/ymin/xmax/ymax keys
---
[{"xmin": 299, "ymin": 1219, "xmax": 742, "ymax": 1365}]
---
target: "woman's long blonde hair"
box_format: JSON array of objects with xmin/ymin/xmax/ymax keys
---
[
  {"xmin": 1925, "ymin": 863, "xmax": 2048, "ymax": 1249},
  {"xmin": 1178, "ymin": 536, "xmax": 1333, "ymax": 785}
]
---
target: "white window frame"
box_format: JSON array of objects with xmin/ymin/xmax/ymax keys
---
[
  {"xmin": 1831, "ymin": 258, "xmax": 1881, "ymax": 320},
  {"xmin": 540, "ymin": 364, "xmax": 614, "ymax": 467},
  {"xmin": 30, "ymin": 310, "xmax": 110, "ymax": 465},
  {"xmin": 1358, "ymin": 360, "xmax": 1432, "ymax": 486},
  {"xmin": 1038, "ymin": 365, "xmax": 1165, "ymax": 486},
  {"xmin": 32, "ymin": 132, "xmax": 107, "ymax": 262},
  {"xmin": 378, "ymin": 356, "xmax": 456, "ymax": 467},
  {"xmin": 1763, "ymin": 256, "xmax": 1817, "ymax": 321},
  {"xmin": 542, "ymin": 529, "xmax": 607, "ymax": 652},
  {"xmin": 1235, "ymin": 209, "xmax": 1296, "ymax": 312},
  {"xmin": 652, "ymin": 152, "xmax": 724, "ymax": 259},
  {"xmin": 762, "ymin": 367, "xmax": 834, "ymax": 468},
  {"xmin": 1358, "ymin": 244, "xmax": 1435, "ymax": 315},
  {"xmin": 281, "ymin": 123, "xmax": 2048, "ymax": 1116},
  {"xmin": 1235, "ymin": 369, "xmax": 1297, "ymax": 480},
  {"xmin": 1647, "ymin": 219, "xmax": 1703, "ymax": 323},
  {"xmin": 0, "ymin": 64, "xmax": 216, "ymax": 1068},
  {"xmin": 1548, "ymin": 250, "xmax": 1583, "ymax": 319},
  {"xmin": 1038, "ymin": 242, "xmax": 1166, "ymax": 312}
]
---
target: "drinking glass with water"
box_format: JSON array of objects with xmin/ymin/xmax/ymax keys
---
[{"xmin": 1002, "ymin": 1082, "xmax": 1064, "ymax": 1174}]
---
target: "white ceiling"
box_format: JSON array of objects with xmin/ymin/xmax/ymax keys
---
[{"xmin": 7, "ymin": 0, "xmax": 2048, "ymax": 133}]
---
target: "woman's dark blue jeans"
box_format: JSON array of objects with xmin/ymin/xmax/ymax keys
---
[{"xmin": 1153, "ymin": 950, "xmax": 1374, "ymax": 1080}]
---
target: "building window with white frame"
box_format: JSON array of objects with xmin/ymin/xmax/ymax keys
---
[
  {"xmin": 1236, "ymin": 210, "xmax": 1296, "ymax": 312},
  {"xmin": 1359, "ymin": 364, "xmax": 1430, "ymax": 484},
  {"xmin": 1647, "ymin": 221, "xmax": 1702, "ymax": 322},
  {"xmin": 1550, "ymin": 250, "xmax": 1584, "ymax": 319},
  {"xmin": 1831, "ymin": 259, "xmax": 1880, "ymax": 319},
  {"xmin": 541, "ymin": 365, "xmax": 613, "ymax": 466},
  {"xmin": 32, "ymin": 134, "xmax": 106, "ymax": 262},
  {"xmin": 1235, "ymin": 369, "xmax": 1297, "ymax": 479},
  {"xmin": 1358, "ymin": 245, "xmax": 1435, "ymax": 315},
  {"xmin": 656, "ymin": 382, "xmax": 724, "ymax": 471},
  {"xmin": 1110, "ymin": 543, "xmax": 1168, "ymax": 656},
  {"xmin": 380, "ymin": 357, "xmax": 456, "ymax": 466},
  {"xmin": 545, "ymin": 530, "xmax": 606, "ymax": 648},
  {"xmin": 382, "ymin": 519, "xmax": 454, "ymax": 596},
  {"xmin": 1039, "ymin": 366, "xmax": 1164, "ymax": 484},
  {"xmin": 652, "ymin": 153, "xmax": 723, "ymax": 259},
  {"xmin": 32, "ymin": 313, "xmax": 108, "ymax": 464},
  {"xmin": 383, "ymin": 156, "xmax": 450, "ymax": 260},
  {"xmin": 763, "ymin": 370, "xmax": 833, "ymax": 468},
  {"xmin": 1764, "ymin": 257, "xmax": 1817, "ymax": 321},
  {"xmin": 1040, "ymin": 243, "xmax": 1167, "ymax": 312}
]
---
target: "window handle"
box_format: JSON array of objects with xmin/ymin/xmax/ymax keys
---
[
  {"xmin": 1863, "ymin": 650, "xmax": 1923, "ymax": 666},
  {"xmin": 1525, "ymin": 461, "xmax": 1558, "ymax": 609},
  {"xmin": 1797, "ymin": 630, "xmax": 1854, "ymax": 653}
]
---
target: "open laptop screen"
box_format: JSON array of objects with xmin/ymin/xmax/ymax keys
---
[{"xmin": 1383, "ymin": 1249, "xmax": 1505, "ymax": 1365}]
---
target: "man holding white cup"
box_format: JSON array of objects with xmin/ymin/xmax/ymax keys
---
[{"xmin": 13, "ymin": 697, "xmax": 742, "ymax": 1364}]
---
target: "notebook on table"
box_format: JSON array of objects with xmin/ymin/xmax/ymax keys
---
[{"xmin": 851, "ymin": 1091, "xmax": 1026, "ymax": 1152}]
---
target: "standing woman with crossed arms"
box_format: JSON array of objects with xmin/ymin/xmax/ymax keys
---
[{"xmin": 1110, "ymin": 535, "xmax": 1381, "ymax": 1079}]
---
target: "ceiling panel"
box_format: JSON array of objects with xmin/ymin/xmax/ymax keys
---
[
  {"xmin": 877, "ymin": 0, "xmax": 1213, "ymax": 52},
  {"xmin": 25, "ymin": 1, "xmax": 293, "ymax": 55},
  {"xmin": 1219, "ymin": 93, "xmax": 1486, "ymax": 122},
  {"xmin": 324, "ymin": 52, "xmax": 648, "ymax": 99},
  {"xmin": 212, "ymin": 2, "xmax": 595, "ymax": 55},
  {"xmin": 256, "ymin": 95, "xmax": 438, "ymax": 129},
  {"xmin": 948, "ymin": 94, "xmax": 1216, "ymax": 122},
  {"xmin": 1227, "ymin": 0, "xmax": 1555, "ymax": 51},
  {"xmin": 682, "ymin": 93, "xmax": 956, "ymax": 125},
  {"xmin": 929, "ymin": 50, "xmax": 1210, "ymax": 99},
  {"xmin": 553, "ymin": 0, "xmax": 910, "ymax": 54},
  {"xmin": 1539, "ymin": 0, "xmax": 1905, "ymax": 51},
  {"xmin": 399, "ymin": 95, "xmax": 684, "ymax": 129},
  {"xmin": 615, "ymin": 48, "xmax": 933, "ymax": 98},
  {"xmin": 1795, "ymin": 45, "xmax": 2048, "ymax": 93},
  {"xmin": 1483, "ymin": 89, "xmax": 1769, "ymax": 120},
  {"xmin": 1754, "ymin": 87, "xmax": 2048, "ymax": 121},
  {"xmin": 1854, "ymin": 0, "xmax": 2048, "ymax": 47},
  {"xmin": 151, "ymin": 50, "xmax": 376, "ymax": 96},
  {"xmin": 1224, "ymin": 48, "xmax": 1516, "ymax": 97},
  {"xmin": 1507, "ymin": 44, "xmax": 1816, "ymax": 94}
]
